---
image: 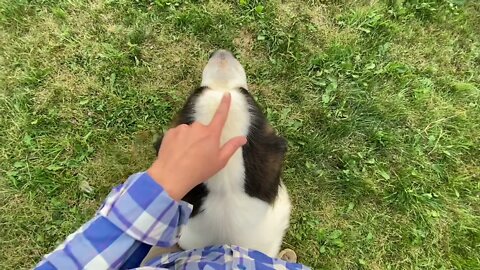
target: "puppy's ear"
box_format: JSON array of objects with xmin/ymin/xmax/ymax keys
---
[{"xmin": 153, "ymin": 134, "xmax": 164, "ymax": 155}]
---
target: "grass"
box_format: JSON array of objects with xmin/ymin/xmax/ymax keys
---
[{"xmin": 0, "ymin": 0, "xmax": 479, "ymax": 269}]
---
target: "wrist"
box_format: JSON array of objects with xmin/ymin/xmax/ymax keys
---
[{"xmin": 146, "ymin": 167, "xmax": 187, "ymax": 201}]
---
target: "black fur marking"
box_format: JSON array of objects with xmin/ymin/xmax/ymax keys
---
[
  {"xmin": 174, "ymin": 86, "xmax": 208, "ymax": 129},
  {"xmin": 153, "ymin": 86, "xmax": 208, "ymax": 217},
  {"xmin": 239, "ymin": 87, "xmax": 287, "ymax": 204}
]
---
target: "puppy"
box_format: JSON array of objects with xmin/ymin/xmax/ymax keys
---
[{"xmin": 154, "ymin": 50, "xmax": 291, "ymax": 257}]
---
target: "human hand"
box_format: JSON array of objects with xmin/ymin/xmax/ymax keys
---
[{"xmin": 147, "ymin": 93, "xmax": 247, "ymax": 201}]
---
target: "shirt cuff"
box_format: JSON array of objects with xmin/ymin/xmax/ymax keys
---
[{"xmin": 98, "ymin": 172, "xmax": 193, "ymax": 247}]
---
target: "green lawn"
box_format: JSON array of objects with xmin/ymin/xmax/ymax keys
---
[{"xmin": 1, "ymin": 0, "xmax": 479, "ymax": 269}]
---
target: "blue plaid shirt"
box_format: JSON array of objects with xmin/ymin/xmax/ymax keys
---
[{"xmin": 35, "ymin": 172, "xmax": 309, "ymax": 270}]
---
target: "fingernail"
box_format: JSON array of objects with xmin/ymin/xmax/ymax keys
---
[{"xmin": 240, "ymin": 137, "xmax": 247, "ymax": 145}]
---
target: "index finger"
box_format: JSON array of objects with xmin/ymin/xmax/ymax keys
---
[{"xmin": 209, "ymin": 92, "xmax": 231, "ymax": 132}]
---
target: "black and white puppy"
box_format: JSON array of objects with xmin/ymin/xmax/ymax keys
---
[{"xmin": 155, "ymin": 50, "xmax": 291, "ymax": 256}]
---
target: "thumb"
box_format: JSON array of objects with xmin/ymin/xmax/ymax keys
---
[{"xmin": 219, "ymin": 136, "xmax": 247, "ymax": 164}]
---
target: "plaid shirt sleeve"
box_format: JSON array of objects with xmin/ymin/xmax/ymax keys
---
[{"xmin": 35, "ymin": 172, "xmax": 192, "ymax": 270}]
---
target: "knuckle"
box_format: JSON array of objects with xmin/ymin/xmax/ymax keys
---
[{"xmin": 175, "ymin": 124, "xmax": 189, "ymax": 132}]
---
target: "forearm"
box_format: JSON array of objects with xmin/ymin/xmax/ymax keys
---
[
  {"xmin": 35, "ymin": 172, "xmax": 192, "ymax": 270},
  {"xmin": 35, "ymin": 216, "xmax": 140, "ymax": 269}
]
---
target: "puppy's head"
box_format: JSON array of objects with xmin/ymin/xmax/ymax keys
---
[{"xmin": 201, "ymin": 50, "xmax": 247, "ymax": 90}]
